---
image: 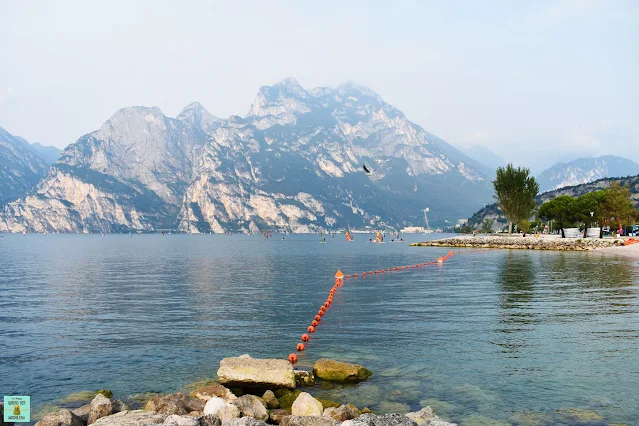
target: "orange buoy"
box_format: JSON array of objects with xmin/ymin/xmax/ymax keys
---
[
  {"xmin": 320, "ymin": 305, "xmax": 326, "ymax": 312},
  {"xmin": 363, "ymin": 272, "xmax": 367, "ymax": 276},
  {"xmin": 353, "ymin": 273, "xmax": 358, "ymax": 277},
  {"xmin": 301, "ymin": 333, "xmax": 309, "ymax": 342},
  {"xmin": 381, "ymin": 269, "xmax": 384, "ymax": 274},
  {"xmin": 308, "ymin": 325, "xmax": 315, "ymax": 333},
  {"xmin": 318, "ymin": 310, "xmax": 324, "ymax": 317},
  {"xmin": 328, "ymin": 298, "xmax": 333, "ymax": 304},
  {"xmin": 369, "ymin": 271, "xmax": 373, "ymax": 275},
  {"xmin": 314, "ymin": 315, "xmax": 321, "ymax": 322},
  {"xmin": 324, "ymin": 302, "xmax": 330, "ymax": 308},
  {"xmin": 312, "ymin": 320, "xmax": 319, "ymax": 327},
  {"xmin": 335, "ymin": 270, "xmax": 345, "ymax": 279},
  {"xmin": 296, "ymin": 343, "xmax": 305, "ymax": 351},
  {"xmin": 346, "ymin": 275, "xmax": 350, "ymax": 279},
  {"xmin": 289, "ymin": 353, "xmax": 298, "ymax": 363},
  {"xmin": 437, "ymin": 257, "xmax": 444, "ymax": 263}
]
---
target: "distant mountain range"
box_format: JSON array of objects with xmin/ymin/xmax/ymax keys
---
[
  {"xmin": 536, "ymin": 155, "xmax": 639, "ymax": 192},
  {"xmin": 462, "ymin": 145, "xmax": 506, "ymax": 173},
  {"xmin": 0, "ymin": 78, "xmax": 494, "ymax": 233},
  {"xmin": 0, "ymin": 126, "xmax": 60, "ymax": 206}
]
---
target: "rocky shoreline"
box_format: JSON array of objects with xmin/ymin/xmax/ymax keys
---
[
  {"xmin": 11, "ymin": 356, "xmax": 454, "ymax": 426},
  {"xmin": 410, "ymin": 235, "xmax": 617, "ymax": 251}
]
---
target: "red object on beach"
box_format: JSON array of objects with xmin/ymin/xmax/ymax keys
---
[
  {"xmin": 301, "ymin": 333, "xmax": 309, "ymax": 342},
  {"xmin": 288, "ymin": 353, "xmax": 298, "ymax": 363},
  {"xmin": 296, "ymin": 343, "xmax": 305, "ymax": 351},
  {"xmin": 308, "ymin": 325, "xmax": 315, "ymax": 333}
]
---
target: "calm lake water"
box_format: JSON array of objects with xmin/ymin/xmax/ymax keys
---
[{"xmin": 1, "ymin": 234, "xmax": 638, "ymax": 425}]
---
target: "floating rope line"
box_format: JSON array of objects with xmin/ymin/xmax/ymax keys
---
[{"xmin": 288, "ymin": 250, "xmax": 457, "ymax": 363}]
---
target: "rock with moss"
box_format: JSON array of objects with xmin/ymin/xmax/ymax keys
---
[
  {"xmin": 232, "ymin": 395, "xmax": 268, "ymax": 421},
  {"xmin": 96, "ymin": 391, "xmax": 113, "ymax": 399},
  {"xmin": 190, "ymin": 384, "xmax": 236, "ymax": 402},
  {"xmin": 312, "ymin": 359, "xmax": 372, "ymax": 383},
  {"xmin": 91, "ymin": 410, "xmax": 167, "ymax": 426},
  {"xmin": 145, "ymin": 394, "xmax": 204, "ymax": 416},
  {"xmin": 217, "ymin": 355, "xmax": 296, "ymax": 390},
  {"xmin": 555, "ymin": 408, "xmax": 605, "ymax": 425},
  {"xmin": 274, "ymin": 390, "xmax": 302, "ymax": 411},
  {"xmin": 292, "ymin": 393, "xmax": 323, "ymax": 417},
  {"xmin": 323, "ymin": 404, "xmax": 360, "ymax": 421},
  {"xmin": 316, "ymin": 400, "xmax": 340, "ymax": 410},
  {"xmin": 262, "ymin": 391, "xmax": 279, "ymax": 409},
  {"xmin": 88, "ymin": 394, "xmax": 113, "ymax": 425},
  {"xmin": 281, "ymin": 416, "xmax": 339, "ymax": 426},
  {"xmin": 35, "ymin": 409, "xmax": 85, "ymax": 426}
]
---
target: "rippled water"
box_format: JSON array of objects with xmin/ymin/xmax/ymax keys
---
[{"xmin": 1, "ymin": 234, "xmax": 638, "ymax": 425}]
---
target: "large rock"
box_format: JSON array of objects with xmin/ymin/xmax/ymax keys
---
[
  {"xmin": 220, "ymin": 418, "xmax": 268, "ymax": 426},
  {"xmin": 342, "ymin": 414, "xmax": 417, "ymax": 426},
  {"xmin": 35, "ymin": 409, "xmax": 85, "ymax": 426},
  {"xmin": 202, "ymin": 398, "xmax": 240, "ymax": 423},
  {"xmin": 72, "ymin": 404, "xmax": 92, "ymax": 423},
  {"xmin": 312, "ymin": 359, "xmax": 372, "ymax": 383},
  {"xmin": 291, "ymin": 393, "xmax": 323, "ymax": 417},
  {"xmin": 281, "ymin": 416, "xmax": 339, "ymax": 426},
  {"xmin": 190, "ymin": 384, "xmax": 237, "ymax": 402},
  {"xmin": 199, "ymin": 415, "xmax": 221, "ymax": 426},
  {"xmin": 231, "ymin": 395, "xmax": 268, "ymax": 421},
  {"xmin": 262, "ymin": 391, "xmax": 279, "ymax": 409},
  {"xmin": 88, "ymin": 394, "xmax": 113, "ymax": 425},
  {"xmin": 164, "ymin": 415, "xmax": 200, "ymax": 426},
  {"xmin": 323, "ymin": 404, "xmax": 360, "ymax": 421},
  {"xmin": 217, "ymin": 356, "xmax": 296, "ymax": 390},
  {"xmin": 91, "ymin": 410, "xmax": 167, "ymax": 426},
  {"xmin": 145, "ymin": 394, "xmax": 205, "ymax": 415},
  {"xmin": 111, "ymin": 400, "xmax": 130, "ymax": 414},
  {"xmin": 406, "ymin": 408, "xmax": 456, "ymax": 426}
]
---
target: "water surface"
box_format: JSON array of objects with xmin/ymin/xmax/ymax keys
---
[{"xmin": 0, "ymin": 234, "xmax": 637, "ymax": 425}]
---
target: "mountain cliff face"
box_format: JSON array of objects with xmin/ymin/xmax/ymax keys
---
[
  {"xmin": 0, "ymin": 126, "xmax": 50, "ymax": 206},
  {"xmin": 537, "ymin": 155, "xmax": 639, "ymax": 192},
  {"xmin": 1, "ymin": 78, "xmax": 493, "ymax": 233}
]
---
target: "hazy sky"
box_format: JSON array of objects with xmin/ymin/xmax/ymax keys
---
[{"xmin": 1, "ymin": 0, "xmax": 637, "ymax": 172}]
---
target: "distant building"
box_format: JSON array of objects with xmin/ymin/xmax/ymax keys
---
[{"xmin": 401, "ymin": 226, "xmax": 426, "ymax": 233}]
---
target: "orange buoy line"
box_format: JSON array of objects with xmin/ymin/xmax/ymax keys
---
[{"xmin": 288, "ymin": 252, "xmax": 460, "ymax": 363}]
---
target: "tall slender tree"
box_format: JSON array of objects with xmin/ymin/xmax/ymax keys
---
[{"xmin": 493, "ymin": 164, "xmax": 539, "ymax": 235}]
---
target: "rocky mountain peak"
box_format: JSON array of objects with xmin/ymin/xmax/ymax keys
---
[{"xmin": 177, "ymin": 102, "xmax": 220, "ymax": 133}]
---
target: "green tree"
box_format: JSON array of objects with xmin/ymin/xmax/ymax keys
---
[
  {"xmin": 517, "ymin": 219, "xmax": 531, "ymax": 234},
  {"xmin": 573, "ymin": 191, "xmax": 603, "ymax": 237},
  {"xmin": 493, "ymin": 164, "xmax": 539, "ymax": 235},
  {"xmin": 538, "ymin": 195, "xmax": 575, "ymax": 238},
  {"xmin": 597, "ymin": 182, "xmax": 637, "ymax": 238},
  {"xmin": 481, "ymin": 218, "xmax": 494, "ymax": 234}
]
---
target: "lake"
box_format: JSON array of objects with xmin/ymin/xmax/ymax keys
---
[{"xmin": 1, "ymin": 233, "xmax": 638, "ymax": 425}]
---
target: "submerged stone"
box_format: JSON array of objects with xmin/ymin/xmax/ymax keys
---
[{"xmin": 312, "ymin": 359, "xmax": 372, "ymax": 383}]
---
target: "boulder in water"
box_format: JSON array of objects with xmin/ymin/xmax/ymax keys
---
[
  {"xmin": 312, "ymin": 359, "xmax": 371, "ymax": 383},
  {"xmin": 291, "ymin": 393, "xmax": 323, "ymax": 417},
  {"xmin": 217, "ymin": 355, "xmax": 296, "ymax": 390}
]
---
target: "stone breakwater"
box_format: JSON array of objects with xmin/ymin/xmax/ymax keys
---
[
  {"xmin": 410, "ymin": 235, "xmax": 617, "ymax": 251},
  {"xmin": 24, "ymin": 355, "xmax": 456, "ymax": 426}
]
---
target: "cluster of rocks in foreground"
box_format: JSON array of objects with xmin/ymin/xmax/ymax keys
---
[
  {"xmin": 28, "ymin": 356, "xmax": 455, "ymax": 426},
  {"xmin": 410, "ymin": 235, "xmax": 616, "ymax": 251}
]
